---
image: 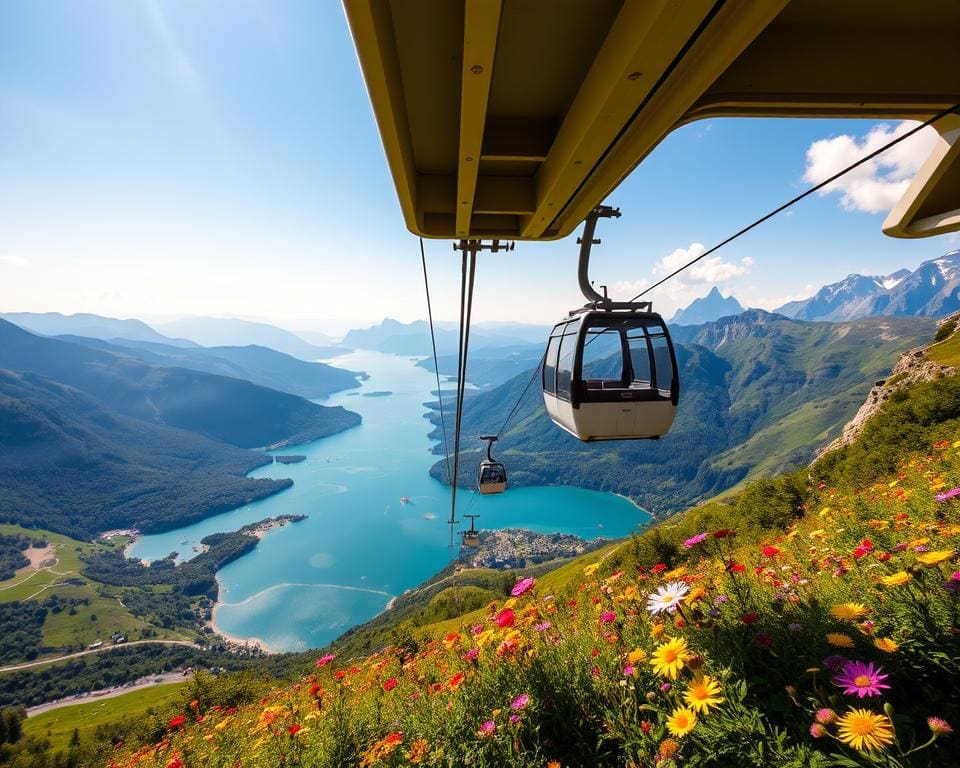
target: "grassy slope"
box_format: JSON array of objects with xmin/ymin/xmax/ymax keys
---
[
  {"xmin": 927, "ymin": 329, "xmax": 960, "ymax": 367},
  {"xmin": 23, "ymin": 683, "xmax": 184, "ymax": 749}
]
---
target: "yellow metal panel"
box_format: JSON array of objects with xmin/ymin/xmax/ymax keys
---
[
  {"xmin": 342, "ymin": 1, "xmax": 420, "ymax": 232},
  {"xmin": 456, "ymin": 0, "xmax": 503, "ymax": 236},
  {"xmin": 884, "ymin": 115, "xmax": 960, "ymax": 238},
  {"xmin": 549, "ymin": 0, "xmax": 789, "ymax": 239},
  {"xmin": 520, "ymin": 0, "xmax": 712, "ymax": 238}
]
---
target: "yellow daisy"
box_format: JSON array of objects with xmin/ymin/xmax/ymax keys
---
[
  {"xmin": 830, "ymin": 603, "xmax": 868, "ymax": 620},
  {"xmin": 917, "ymin": 549, "xmax": 955, "ymax": 566},
  {"xmin": 873, "ymin": 637, "xmax": 899, "ymax": 653},
  {"xmin": 582, "ymin": 563, "xmax": 600, "ymax": 577},
  {"xmin": 836, "ymin": 708, "xmax": 895, "ymax": 752},
  {"xmin": 665, "ymin": 706, "xmax": 697, "ymax": 737},
  {"xmin": 880, "ymin": 571, "xmax": 911, "ymax": 586},
  {"xmin": 826, "ymin": 633, "xmax": 855, "ymax": 648},
  {"xmin": 650, "ymin": 637, "xmax": 690, "ymax": 679},
  {"xmin": 683, "ymin": 674, "xmax": 724, "ymax": 714}
]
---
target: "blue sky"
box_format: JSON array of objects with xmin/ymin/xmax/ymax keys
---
[{"xmin": 0, "ymin": 1, "xmax": 955, "ymax": 333}]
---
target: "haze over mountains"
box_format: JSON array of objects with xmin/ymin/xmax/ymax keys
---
[
  {"xmin": 344, "ymin": 318, "xmax": 550, "ymax": 357},
  {"xmin": 0, "ymin": 312, "xmax": 197, "ymax": 348}
]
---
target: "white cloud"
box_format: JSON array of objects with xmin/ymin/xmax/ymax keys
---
[
  {"xmin": 0, "ymin": 254, "xmax": 28, "ymax": 267},
  {"xmin": 657, "ymin": 242, "xmax": 750, "ymax": 283},
  {"xmin": 803, "ymin": 121, "xmax": 938, "ymax": 213}
]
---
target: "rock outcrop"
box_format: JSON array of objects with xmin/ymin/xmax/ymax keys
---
[{"xmin": 816, "ymin": 312, "xmax": 959, "ymax": 458}]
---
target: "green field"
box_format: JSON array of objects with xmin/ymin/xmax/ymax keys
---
[
  {"xmin": 928, "ymin": 329, "xmax": 960, "ymax": 367},
  {"xmin": 0, "ymin": 525, "xmax": 192, "ymax": 664},
  {"xmin": 23, "ymin": 682, "xmax": 185, "ymax": 749}
]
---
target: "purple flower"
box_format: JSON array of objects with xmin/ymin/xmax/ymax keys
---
[
  {"xmin": 683, "ymin": 532, "xmax": 708, "ymax": 549},
  {"xmin": 832, "ymin": 660, "xmax": 891, "ymax": 698},
  {"xmin": 511, "ymin": 577, "xmax": 536, "ymax": 597},
  {"xmin": 535, "ymin": 621, "xmax": 551, "ymax": 632},
  {"xmin": 935, "ymin": 487, "xmax": 960, "ymax": 502},
  {"xmin": 823, "ymin": 655, "xmax": 849, "ymax": 673},
  {"xmin": 510, "ymin": 693, "xmax": 530, "ymax": 711},
  {"xmin": 713, "ymin": 595, "xmax": 730, "ymax": 605}
]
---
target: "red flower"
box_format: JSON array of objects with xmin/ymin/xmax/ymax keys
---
[
  {"xmin": 754, "ymin": 632, "xmax": 773, "ymax": 648},
  {"xmin": 877, "ymin": 552, "xmax": 891, "ymax": 562},
  {"xmin": 652, "ymin": 563, "xmax": 667, "ymax": 574},
  {"xmin": 740, "ymin": 612, "xmax": 759, "ymax": 624},
  {"xmin": 334, "ymin": 670, "xmax": 346, "ymax": 680},
  {"xmin": 383, "ymin": 677, "xmax": 398, "ymax": 691},
  {"xmin": 448, "ymin": 672, "xmax": 465, "ymax": 689},
  {"xmin": 728, "ymin": 561, "xmax": 746, "ymax": 573},
  {"xmin": 713, "ymin": 529, "xmax": 732, "ymax": 539},
  {"xmin": 761, "ymin": 546, "xmax": 781, "ymax": 557},
  {"xmin": 166, "ymin": 757, "xmax": 185, "ymax": 768},
  {"xmin": 641, "ymin": 721, "xmax": 652, "ymax": 733},
  {"xmin": 309, "ymin": 683, "xmax": 322, "ymax": 697},
  {"xmin": 288, "ymin": 724, "xmax": 302, "ymax": 736},
  {"xmin": 167, "ymin": 715, "xmax": 187, "ymax": 730},
  {"xmin": 496, "ymin": 608, "xmax": 515, "ymax": 628}
]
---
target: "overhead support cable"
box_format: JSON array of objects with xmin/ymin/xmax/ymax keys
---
[
  {"xmin": 632, "ymin": 103, "xmax": 960, "ymax": 301},
  {"xmin": 419, "ymin": 238, "xmax": 452, "ymax": 486}
]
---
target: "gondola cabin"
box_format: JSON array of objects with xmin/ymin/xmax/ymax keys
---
[
  {"xmin": 477, "ymin": 435, "xmax": 506, "ymax": 494},
  {"xmin": 478, "ymin": 461, "xmax": 506, "ymax": 494},
  {"xmin": 462, "ymin": 529, "xmax": 480, "ymax": 548},
  {"xmin": 542, "ymin": 308, "xmax": 679, "ymax": 441}
]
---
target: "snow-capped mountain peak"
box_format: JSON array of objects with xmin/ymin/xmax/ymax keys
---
[{"xmin": 774, "ymin": 251, "xmax": 960, "ymax": 321}]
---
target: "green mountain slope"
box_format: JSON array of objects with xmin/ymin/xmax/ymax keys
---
[
  {"xmin": 0, "ymin": 370, "xmax": 290, "ymax": 538},
  {"xmin": 60, "ymin": 336, "xmax": 362, "ymax": 400},
  {"xmin": 430, "ymin": 312, "xmax": 934, "ymax": 514},
  {"xmin": 0, "ymin": 320, "xmax": 359, "ymax": 449}
]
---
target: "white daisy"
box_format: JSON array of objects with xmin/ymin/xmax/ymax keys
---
[{"xmin": 646, "ymin": 581, "xmax": 690, "ymax": 615}]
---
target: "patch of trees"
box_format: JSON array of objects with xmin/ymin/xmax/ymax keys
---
[
  {"xmin": 0, "ymin": 603, "xmax": 47, "ymax": 664},
  {"xmin": 81, "ymin": 531, "xmax": 258, "ymax": 599},
  {"xmin": 0, "ymin": 534, "xmax": 32, "ymax": 581}
]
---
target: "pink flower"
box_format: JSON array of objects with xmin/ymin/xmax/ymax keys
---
[
  {"xmin": 623, "ymin": 665, "xmax": 635, "ymax": 677},
  {"xmin": 509, "ymin": 714, "xmax": 520, "ymax": 725},
  {"xmin": 935, "ymin": 488, "xmax": 960, "ymax": 502},
  {"xmin": 762, "ymin": 546, "xmax": 781, "ymax": 558},
  {"xmin": 465, "ymin": 647, "xmax": 479, "ymax": 661},
  {"xmin": 599, "ymin": 611, "xmax": 616, "ymax": 624},
  {"xmin": 535, "ymin": 622, "xmax": 551, "ymax": 632},
  {"xmin": 511, "ymin": 577, "xmax": 536, "ymax": 596},
  {"xmin": 683, "ymin": 532, "xmax": 708, "ymax": 549},
  {"xmin": 315, "ymin": 653, "xmax": 336, "ymax": 667},
  {"xmin": 832, "ymin": 661, "xmax": 890, "ymax": 698},
  {"xmin": 511, "ymin": 693, "xmax": 530, "ymax": 711},
  {"xmin": 496, "ymin": 608, "xmax": 515, "ymax": 628},
  {"xmin": 477, "ymin": 720, "xmax": 495, "ymax": 738}
]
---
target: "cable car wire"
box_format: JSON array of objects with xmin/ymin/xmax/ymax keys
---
[
  {"xmin": 448, "ymin": 247, "xmax": 478, "ymax": 554},
  {"xmin": 631, "ymin": 103, "xmax": 960, "ymax": 301},
  {"xmin": 419, "ymin": 238, "xmax": 452, "ymax": 486},
  {"xmin": 496, "ymin": 351, "xmax": 546, "ymax": 440}
]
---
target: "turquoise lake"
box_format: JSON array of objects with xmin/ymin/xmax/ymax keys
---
[{"xmin": 128, "ymin": 351, "xmax": 649, "ymax": 652}]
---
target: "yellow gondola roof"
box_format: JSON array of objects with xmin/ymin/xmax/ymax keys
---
[{"xmin": 343, "ymin": 0, "xmax": 960, "ymax": 241}]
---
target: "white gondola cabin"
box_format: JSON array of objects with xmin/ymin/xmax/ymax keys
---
[
  {"xmin": 542, "ymin": 308, "xmax": 679, "ymax": 441},
  {"xmin": 477, "ymin": 435, "xmax": 506, "ymax": 494}
]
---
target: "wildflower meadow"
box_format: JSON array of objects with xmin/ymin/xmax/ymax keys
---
[{"xmin": 109, "ymin": 429, "xmax": 960, "ymax": 767}]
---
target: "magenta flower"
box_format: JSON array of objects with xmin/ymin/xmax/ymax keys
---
[
  {"xmin": 935, "ymin": 487, "xmax": 960, "ymax": 502},
  {"xmin": 832, "ymin": 660, "xmax": 891, "ymax": 698},
  {"xmin": 599, "ymin": 610, "xmax": 616, "ymax": 624},
  {"xmin": 510, "ymin": 693, "xmax": 530, "ymax": 711},
  {"xmin": 511, "ymin": 577, "xmax": 536, "ymax": 596},
  {"xmin": 509, "ymin": 714, "xmax": 520, "ymax": 725},
  {"xmin": 623, "ymin": 665, "xmax": 635, "ymax": 677},
  {"xmin": 683, "ymin": 532, "xmax": 708, "ymax": 549},
  {"xmin": 464, "ymin": 647, "xmax": 479, "ymax": 661},
  {"xmin": 315, "ymin": 653, "xmax": 336, "ymax": 667},
  {"xmin": 477, "ymin": 720, "xmax": 495, "ymax": 738}
]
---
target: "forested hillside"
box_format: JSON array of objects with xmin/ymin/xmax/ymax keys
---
[
  {"xmin": 0, "ymin": 370, "xmax": 291, "ymax": 538},
  {"xmin": 430, "ymin": 312, "xmax": 934, "ymax": 514},
  {"xmin": 0, "ymin": 320, "xmax": 359, "ymax": 449}
]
